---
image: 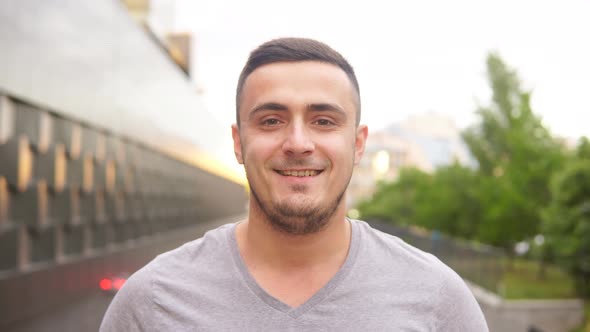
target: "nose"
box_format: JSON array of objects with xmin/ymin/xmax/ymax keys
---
[{"xmin": 281, "ymin": 122, "xmax": 314, "ymax": 156}]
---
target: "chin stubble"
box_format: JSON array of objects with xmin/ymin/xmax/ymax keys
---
[
  {"xmin": 242, "ymin": 140, "xmax": 356, "ymax": 236},
  {"xmin": 249, "ymin": 184, "xmax": 347, "ymax": 235}
]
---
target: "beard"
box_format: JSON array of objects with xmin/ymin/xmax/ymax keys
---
[
  {"xmin": 248, "ymin": 175, "xmax": 350, "ymax": 236},
  {"xmin": 242, "ymin": 148, "xmax": 356, "ymax": 235}
]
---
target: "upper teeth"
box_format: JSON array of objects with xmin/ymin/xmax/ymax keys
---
[{"xmin": 279, "ymin": 170, "xmax": 319, "ymax": 177}]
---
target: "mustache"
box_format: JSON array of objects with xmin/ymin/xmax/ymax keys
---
[{"xmin": 270, "ymin": 158, "xmax": 329, "ymax": 170}]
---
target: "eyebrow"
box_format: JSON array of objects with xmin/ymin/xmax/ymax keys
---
[
  {"xmin": 248, "ymin": 102, "xmax": 347, "ymax": 120},
  {"xmin": 249, "ymin": 102, "xmax": 288, "ymax": 119},
  {"xmin": 307, "ymin": 103, "xmax": 346, "ymax": 116}
]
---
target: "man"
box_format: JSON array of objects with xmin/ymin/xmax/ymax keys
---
[{"xmin": 100, "ymin": 37, "xmax": 488, "ymax": 331}]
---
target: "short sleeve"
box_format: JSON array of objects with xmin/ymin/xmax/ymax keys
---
[
  {"xmin": 99, "ymin": 264, "xmax": 156, "ymax": 332},
  {"xmin": 434, "ymin": 267, "xmax": 489, "ymax": 331}
]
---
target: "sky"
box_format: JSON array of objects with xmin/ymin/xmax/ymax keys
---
[{"xmin": 170, "ymin": 0, "xmax": 589, "ymax": 141}]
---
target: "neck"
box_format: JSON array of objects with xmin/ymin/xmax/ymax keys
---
[{"xmin": 236, "ymin": 200, "xmax": 351, "ymax": 270}]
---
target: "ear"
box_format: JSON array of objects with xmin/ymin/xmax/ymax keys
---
[
  {"xmin": 231, "ymin": 124, "xmax": 244, "ymax": 164},
  {"xmin": 354, "ymin": 125, "xmax": 368, "ymax": 165}
]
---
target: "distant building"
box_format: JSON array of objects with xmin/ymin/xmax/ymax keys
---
[
  {"xmin": 348, "ymin": 112, "xmax": 474, "ymax": 207},
  {"xmin": 122, "ymin": 0, "xmax": 192, "ymax": 77},
  {"xmin": 385, "ymin": 112, "xmax": 474, "ymax": 168},
  {"xmin": 348, "ymin": 131, "xmax": 432, "ymax": 207},
  {"xmin": 122, "ymin": 0, "xmax": 150, "ymax": 24}
]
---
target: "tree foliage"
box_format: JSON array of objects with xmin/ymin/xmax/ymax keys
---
[
  {"xmin": 414, "ymin": 163, "xmax": 481, "ymax": 239},
  {"xmin": 359, "ymin": 163, "xmax": 480, "ymax": 240},
  {"xmin": 357, "ymin": 168, "xmax": 430, "ymax": 226},
  {"xmin": 577, "ymin": 136, "xmax": 590, "ymax": 159},
  {"xmin": 359, "ymin": 53, "xmax": 566, "ymax": 252},
  {"xmin": 542, "ymin": 140, "xmax": 590, "ymax": 297},
  {"xmin": 461, "ymin": 54, "xmax": 565, "ymax": 249},
  {"xmin": 358, "ymin": 53, "xmax": 590, "ymax": 297}
]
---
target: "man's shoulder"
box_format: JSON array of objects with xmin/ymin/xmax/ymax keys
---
[
  {"xmin": 113, "ymin": 222, "xmax": 235, "ymax": 303},
  {"xmin": 352, "ymin": 219, "xmax": 461, "ymax": 282},
  {"xmin": 353, "ymin": 220, "xmax": 443, "ymax": 263},
  {"xmin": 144, "ymin": 222, "xmax": 235, "ymax": 277},
  {"xmin": 350, "ymin": 220, "xmax": 488, "ymax": 331},
  {"xmin": 99, "ymin": 223, "xmax": 236, "ymax": 331}
]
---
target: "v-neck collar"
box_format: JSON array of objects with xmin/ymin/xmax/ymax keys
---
[{"xmin": 227, "ymin": 219, "xmax": 361, "ymax": 319}]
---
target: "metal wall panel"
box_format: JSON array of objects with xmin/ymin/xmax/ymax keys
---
[
  {"xmin": 0, "ymin": 0, "xmax": 235, "ymax": 179},
  {"xmin": 0, "ymin": 1, "xmax": 248, "ymax": 327},
  {"xmin": 0, "ymin": 93, "xmax": 247, "ymax": 329}
]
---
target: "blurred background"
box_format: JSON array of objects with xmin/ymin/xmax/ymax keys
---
[{"xmin": 0, "ymin": 0, "xmax": 588, "ymax": 331}]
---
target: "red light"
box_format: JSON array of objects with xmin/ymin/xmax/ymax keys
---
[
  {"xmin": 100, "ymin": 278, "xmax": 112, "ymax": 291},
  {"xmin": 113, "ymin": 278, "xmax": 126, "ymax": 290}
]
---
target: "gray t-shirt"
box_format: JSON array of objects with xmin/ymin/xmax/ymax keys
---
[{"xmin": 100, "ymin": 220, "xmax": 488, "ymax": 331}]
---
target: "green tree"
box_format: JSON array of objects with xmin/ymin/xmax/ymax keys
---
[
  {"xmin": 462, "ymin": 53, "xmax": 565, "ymax": 250},
  {"xmin": 413, "ymin": 163, "xmax": 481, "ymax": 238},
  {"xmin": 357, "ymin": 168, "xmax": 431, "ymax": 226},
  {"xmin": 542, "ymin": 158, "xmax": 590, "ymax": 297},
  {"xmin": 577, "ymin": 137, "xmax": 590, "ymax": 159},
  {"xmin": 359, "ymin": 53, "xmax": 567, "ymax": 254},
  {"xmin": 359, "ymin": 164, "xmax": 482, "ymax": 239}
]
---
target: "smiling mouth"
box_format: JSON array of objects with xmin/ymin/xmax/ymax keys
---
[{"xmin": 276, "ymin": 170, "xmax": 322, "ymax": 177}]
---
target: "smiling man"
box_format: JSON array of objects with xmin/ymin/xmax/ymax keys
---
[{"xmin": 100, "ymin": 38, "xmax": 488, "ymax": 331}]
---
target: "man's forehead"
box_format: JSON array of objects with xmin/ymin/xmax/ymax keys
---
[
  {"xmin": 238, "ymin": 60, "xmax": 361, "ymax": 124},
  {"xmin": 241, "ymin": 62, "xmax": 356, "ymax": 105},
  {"xmin": 245, "ymin": 61, "xmax": 349, "ymax": 82}
]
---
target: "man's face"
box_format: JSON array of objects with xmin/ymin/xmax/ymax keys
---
[{"xmin": 232, "ymin": 61, "xmax": 367, "ymax": 235}]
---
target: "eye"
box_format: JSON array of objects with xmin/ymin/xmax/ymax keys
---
[
  {"xmin": 314, "ymin": 118, "xmax": 335, "ymax": 126},
  {"xmin": 261, "ymin": 118, "xmax": 282, "ymax": 126}
]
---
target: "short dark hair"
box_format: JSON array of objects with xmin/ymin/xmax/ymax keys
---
[{"xmin": 235, "ymin": 37, "xmax": 361, "ymax": 126}]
